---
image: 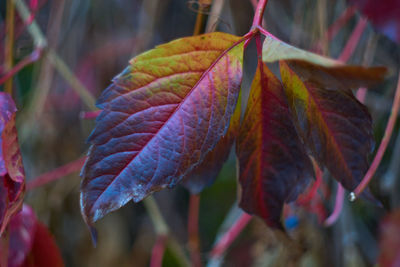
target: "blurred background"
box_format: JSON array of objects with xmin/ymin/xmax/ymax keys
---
[{"xmin": 1, "ymin": 0, "xmax": 399, "ymax": 266}]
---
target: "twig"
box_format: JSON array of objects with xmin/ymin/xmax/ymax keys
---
[
  {"xmin": 324, "ymin": 183, "xmax": 345, "ymax": 226},
  {"xmin": 143, "ymin": 197, "xmax": 191, "ymax": 267},
  {"xmin": 326, "ymin": 5, "xmax": 357, "ymax": 41},
  {"xmin": 298, "ymin": 163, "xmax": 323, "ymax": 204},
  {"xmin": 150, "ymin": 235, "xmax": 168, "ymax": 267},
  {"xmin": 12, "ymin": 0, "xmax": 47, "ymax": 49},
  {"xmin": 27, "ymin": 156, "xmax": 86, "ymax": 190},
  {"xmin": 209, "ymin": 213, "xmax": 252, "ymax": 259},
  {"xmin": 188, "ymin": 194, "xmax": 202, "ymax": 267},
  {"xmin": 338, "ymin": 17, "xmax": 368, "ymax": 62},
  {"xmin": 4, "ymin": 0, "xmax": 16, "ymax": 94},
  {"xmin": 251, "ymin": 0, "xmax": 268, "ymax": 28},
  {"xmin": 80, "ymin": 110, "xmax": 101, "ymax": 120},
  {"xmin": 0, "ymin": 48, "xmax": 42, "ymax": 86},
  {"xmin": 353, "ymin": 71, "xmax": 400, "ymax": 197}
]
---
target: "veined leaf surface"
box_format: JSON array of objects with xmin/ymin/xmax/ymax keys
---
[
  {"xmin": 237, "ymin": 62, "xmax": 313, "ymax": 228},
  {"xmin": 0, "ymin": 92, "xmax": 25, "ymax": 235},
  {"xmin": 81, "ymin": 32, "xmax": 245, "ymax": 224},
  {"xmin": 280, "ymin": 61, "xmax": 374, "ymax": 191},
  {"xmin": 181, "ymin": 92, "xmax": 241, "ymax": 194}
]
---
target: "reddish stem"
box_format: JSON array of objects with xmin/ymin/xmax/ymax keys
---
[
  {"xmin": 80, "ymin": 110, "xmax": 101, "ymax": 119},
  {"xmin": 324, "ymin": 183, "xmax": 345, "ymax": 226},
  {"xmin": 298, "ymin": 163, "xmax": 323, "ymax": 204},
  {"xmin": 251, "ymin": 0, "xmax": 268, "ymax": 28},
  {"xmin": 353, "ymin": 71, "xmax": 400, "ymax": 197},
  {"xmin": 188, "ymin": 194, "xmax": 202, "ymax": 267},
  {"xmin": 150, "ymin": 235, "xmax": 167, "ymax": 267},
  {"xmin": 326, "ymin": 6, "xmax": 357, "ymax": 41},
  {"xmin": 338, "ymin": 17, "xmax": 368, "ymax": 62},
  {"xmin": 0, "ymin": 48, "xmax": 42, "ymax": 85},
  {"xmin": 27, "ymin": 156, "xmax": 86, "ymax": 190},
  {"xmin": 210, "ymin": 213, "xmax": 252, "ymax": 259}
]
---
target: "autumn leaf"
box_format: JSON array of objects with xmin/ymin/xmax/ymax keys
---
[
  {"xmin": 0, "ymin": 92, "xmax": 25, "ymax": 235},
  {"xmin": 0, "ymin": 205, "xmax": 64, "ymax": 267},
  {"xmin": 181, "ymin": 92, "xmax": 241, "ymax": 194},
  {"xmin": 280, "ymin": 61, "xmax": 374, "ymax": 191},
  {"xmin": 237, "ymin": 62, "xmax": 313, "ymax": 229},
  {"xmin": 81, "ymin": 32, "xmax": 245, "ymax": 224}
]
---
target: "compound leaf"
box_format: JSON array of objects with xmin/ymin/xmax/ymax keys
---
[{"xmin": 81, "ymin": 32, "xmax": 245, "ymax": 224}]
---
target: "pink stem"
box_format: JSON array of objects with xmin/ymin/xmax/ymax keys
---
[
  {"xmin": 150, "ymin": 235, "xmax": 167, "ymax": 267},
  {"xmin": 210, "ymin": 213, "xmax": 252, "ymax": 259},
  {"xmin": 251, "ymin": 0, "xmax": 268, "ymax": 28},
  {"xmin": 298, "ymin": 164, "xmax": 323, "ymax": 204},
  {"xmin": 188, "ymin": 194, "xmax": 202, "ymax": 267},
  {"xmin": 338, "ymin": 17, "xmax": 368, "ymax": 62},
  {"xmin": 354, "ymin": 71, "xmax": 400, "ymax": 197},
  {"xmin": 326, "ymin": 6, "xmax": 357, "ymax": 41},
  {"xmin": 324, "ymin": 183, "xmax": 345, "ymax": 226},
  {"xmin": 80, "ymin": 110, "xmax": 101, "ymax": 119},
  {"xmin": 27, "ymin": 156, "xmax": 86, "ymax": 190},
  {"xmin": 0, "ymin": 48, "xmax": 42, "ymax": 85}
]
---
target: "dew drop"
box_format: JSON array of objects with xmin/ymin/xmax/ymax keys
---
[{"xmin": 349, "ymin": 192, "xmax": 356, "ymax": 202}]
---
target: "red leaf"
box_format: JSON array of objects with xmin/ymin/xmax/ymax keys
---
[
  {"xmin": 181, "ymin": 92, "xmax": 241, "ymax": 194},
  {"xmin": 237, "ymin": 62, "xmax": 313, "ymax": 228},
  {"xmin": 0, "ymin": 205, "xmax": 64, "ymax": 267},
  {"xmin": 22, "ymin": 222, "xmax": 64, "ymax": 267},
  {"xmin": 81, "ymin": 32, "xmax": 245, "ymax": 224},
  {"xmin": 0, "ymin": 92, "xmax": 25, "ymax": 235},
  {"xmin": 349, "ymin": 0, "xmax": 400, "ymax": 43},
  {"xmin": 280, "ymin": 61, "xmax": 374, "ymax": 192},
  {"xmin": 2, "ymin": 205, "xmax": 36, "ymax": 267},
  {"xmin": 379, "ymin": 209, "xmax": 400, "ymax": 266}
]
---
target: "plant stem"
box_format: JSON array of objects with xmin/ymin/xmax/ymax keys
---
[
  {"xmin": 193, "ymin": 5, "xmax": 205, "ymax": 36},
  {"xmin": 144, "ymin": 197, "xmax": 191, "ymax": 267},
  {"xmin": 13, "ymin": 0, "xmax": 47, "ymax": 49},
  {"xmin": 326, "ymin": 6, "xmax": 357, "ymax": 42},
  {"xmin": 338, "ymin": 17, "xmax": 368, "ymax": 62},
  {"xmin": 150, "ymin": 234, "xmax": 168, "ymax": 267},
  {"xmin": 27, "ymin": 156, "xmax": 86, "ymax": 191},
  {"xmin": 0, "ymin": 48, "xmax": 42, "ymax": 86},
  {"xmin": 324, "ymin": 183, "xmax": 345, "ymax": 226},
  {"xmin": 298, "ymin": 162, "xmax": 323, "ymax": 204},
  {"xmin": 188, "ymin": 194, "xmax": 202, "ymax": 267},
  {"xmin": 143, "ymin": 197, "xmax": 169, "ymax": 236},
  {"xmin": 251, "ymin": 0, "xmax": 268, "ymax": 28},
  {"xmin": 209, "ymin": 213, "xmax": 252, "ymax": 259},
  {"xmin": 353, "ymin": 71, "xmax": 400, "ymax": 197},
  {"xmin": 5, "ymin": 0, "xmax": 15, "ymax": 95}
]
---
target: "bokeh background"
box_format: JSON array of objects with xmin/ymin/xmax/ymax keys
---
[{"xmin": 1, "ymin": 0, "xmax": 400, "ymax": 266}]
